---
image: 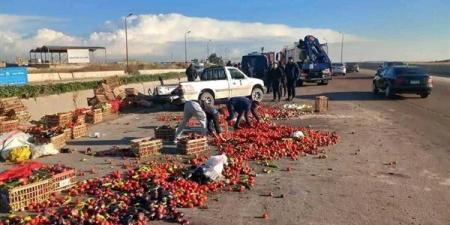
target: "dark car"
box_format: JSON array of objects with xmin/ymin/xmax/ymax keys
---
[
  {"xmin": 241, "ymin": 54, "xmax": 269, "ymax": 80},
  {"xmin": 376, "ymin": 61, "xmax": 405, "ymax": 76},
  {"xmin": 373, "ymin": 66, "xmax": 432, "ymax": 98}
]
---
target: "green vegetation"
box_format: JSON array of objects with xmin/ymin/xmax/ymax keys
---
[{"xmin": 0, "ymin": 72, "xmax": 183, "ymax": 99}]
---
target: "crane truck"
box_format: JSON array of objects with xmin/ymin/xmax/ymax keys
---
[{"xmin": 278, "ymin": 35, "xmax": 332, "ymax": 86}]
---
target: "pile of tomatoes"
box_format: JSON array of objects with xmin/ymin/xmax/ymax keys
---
[{"xmin": 1, "ymin": 106, "xmax": 338, "ymax": 225}]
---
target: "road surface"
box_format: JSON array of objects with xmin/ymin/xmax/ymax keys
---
[
  {"xmin": 1, "ymin": 69, "xmax": 449, "ymax": 224},
  {"xmin": 180, "ymin": 69, "xmax": 450, "ymax": 225}
]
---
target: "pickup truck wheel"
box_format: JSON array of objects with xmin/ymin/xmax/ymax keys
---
[
  {"xmin": 251, "ymin": 87, "xmax": 264, "ymax": 102},
  {"xmin": 199, "ymin": 91, "xmax": 215, "ymax": 105}
]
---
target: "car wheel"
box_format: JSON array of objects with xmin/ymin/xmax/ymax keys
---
[
  {"xmin": 251, "ymin": 86, "xmax": 264, "ymax": 102},
  {"xmin": 385, "ymin": 85, "xmax": 395, "ymax": 98},
  {"xmin": 296, "ymin": 80, "xmax": 304, "ymax": 87},
  {"xmin": 343, "ymin": 73, "xmax": 346, "ymax": 76},
  {"xmin": 420, "ymin": 92, "xmax": 429, "ymax": 98},
  {"xmin": 199, "ymin": 91, "xmax": 215, "ymax": 105},
  {"xmin": 372, "ymin": 82, "xmax": 379, "ymax": 95}
]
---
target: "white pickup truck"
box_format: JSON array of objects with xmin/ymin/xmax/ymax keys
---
[{"xmin": 152, "ymin": 66, "xmax": 265, "ymax": 105}]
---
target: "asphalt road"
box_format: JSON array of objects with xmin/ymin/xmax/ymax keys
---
[
  {"xmin": 1, "ymin": 69, "xmax": 449, "ymax": 224},
  {"xmin": 181, "ymin": 69, "xmax": 450, "ymax": 225}
]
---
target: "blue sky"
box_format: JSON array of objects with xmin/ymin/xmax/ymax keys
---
[{"xmin": 0, "ymin": 0, "xmax": 449, "ymax": 61}]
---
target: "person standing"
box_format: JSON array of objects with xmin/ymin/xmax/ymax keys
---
[
  {"xmin": 185, "ymin": 63, "xmax": 197, "ymax": 82},
  {"xmin": 280, "ymin": 62, "xmax": 288, "ymax": 97},
  {"xmin": 174, "ymin": 100, "xmax": 207, "ymax": 142},
  {"xmin": 285, "ymin": 57, "xmax": 300, "ymax": 101},
  {"xmin": 226, "ymin": 97, "xmax": 261, "ymax": 129},
  {"xmin": 268, "ymin": 62, "xmax": 283, "ymax": 101}
]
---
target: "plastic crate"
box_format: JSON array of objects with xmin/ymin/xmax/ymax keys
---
[
  {"xmin": 0, "ymin": 120, "xmax": 19, "ymax": 133},
  {"xmin": 51, "ymin": 169, "xmax": 76, "ymax": 193},
  {"xmin": 314, "ymin": 96, "xmax": 329, "ymax": 112},
  {"xmin": 35, "ymin": 133, "xmax": 66, "ymax": 149},
  {"xmin": 50, "ymin": 133, "xmax": 66, "ymax": 149},
  {"xmin": 46, "ymin": 112, "xmax": 73, "ymax": 128},
  {"xmin": 72, "ymin": 124, "xmax": 87, "ymax": 139},
  {"xmin": 85, "ymin": 109, "xmax": 103, "ymax": 124},
  {"xmin": 130, "ymin": 137, "xmax": 163, "ymax": 158},
  {"xmin": 63, "ymin": 128, "xmax": 72, "ymax": 141},
  {"xmin": 177, "ymin": 136, "xmax": 208, "ymax": 155},
  {"xmin": 155, "ymin": 126, "xmax": 176, "ymax": 141},
  {"xmin": 73, "ymin": 114, "xmax": 86, "ymax": 125},
  {"xmin": 0, "ymin": 179, "xmax": 52, "ymax": 212},
  {"xmin": 0, "ymin": 97, "xmax": 25, "ymax": 113}
]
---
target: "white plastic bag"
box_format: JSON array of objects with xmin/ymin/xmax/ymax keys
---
[
  {"xmin": 31, "ymin": 143, "xmax": 59, "ymax": 159},
  {"xmin": 202, "ymin": 153, "xmax": 228, "ymax": 181},
  {"xmin": 0, "ymin": 131, "xmax": 34, "ymax": 160},
  {"xmin": 291, "ymin": 131, "xmax": 305, "ymax": 139}
]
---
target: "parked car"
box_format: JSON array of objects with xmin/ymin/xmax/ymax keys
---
[
  {"xmin": 153, "ymin": 66, "xmax": 266, "ymax": 105},
  {"xmin": 373, "ymin": 65, "xmax": 432, "ymax": 98},
  {"xmin": 331, "ymin": 63, "xmax": 346, "ymax": 76},
  {"xmin": 346, "ymin": 63, "xmax": 359, "ymax": 73}
]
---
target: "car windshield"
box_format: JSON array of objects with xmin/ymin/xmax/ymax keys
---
[
  {"xmin": 332, "ymin": 63, "xmax": 343, "ymax": 66},
  {"xmin": 394, "ymin": 67, "xmax": 425, "ymax": 76}
]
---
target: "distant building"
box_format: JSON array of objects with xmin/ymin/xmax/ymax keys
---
[{"xmin": 29, "ymin": 45, "xmax": 106, "ymax": 65}]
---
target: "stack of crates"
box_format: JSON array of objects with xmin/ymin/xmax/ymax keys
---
[{"xmin": 72, "ymin": 124, "xmax": 88, "ymax": 139}]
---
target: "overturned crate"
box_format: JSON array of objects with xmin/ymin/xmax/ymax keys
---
[
  {"xmin": 315, "ymin": 96, "xmax": 329, "ymax": 112},
  {"xmin": 0, "ymin": 179, "xmax": 52, "ymax": 212},
  {"xmin": 0, "ymin": 120, "xmax": 19, "ymax": 133},
  {"xmin": 130, "ymin": 137, "xmax": 163, "ymax": 159},
  {"xmin": 177, "ymin": 136, "xmax": 208, "ymax": 155},
  {"xmin": 155, "ymin": 126, "xmax": 176, "ymax": 141},
  {"xmin": 71, "ymin": 124, "xmax": 88, "ymax": 139}
]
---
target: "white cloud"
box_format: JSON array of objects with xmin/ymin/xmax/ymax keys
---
[{"xmin": 0, "ymin": 13, "xmax": 448, "ymax": 62}]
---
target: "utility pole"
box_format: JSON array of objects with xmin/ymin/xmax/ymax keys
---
[
  {"xmin": 184, "ymin": 30, "xmax": 191, "ymax": 64},
  {"xmin": 340, "ymin": 32, "xmax": 344, "ymax": 64},
  {"xmin": 124, "ymin": 13, "xmax": 133, "ymax": 73}
]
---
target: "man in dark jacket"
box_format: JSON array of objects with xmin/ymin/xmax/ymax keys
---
[
  {"xmin": 284, "ymin": 57, "xmax": 300, "ymax": 101},
  {"xmin": 226, "ymin": 97, "xmax": 261, "ymax": 129},
  {"xmin": 268, "ymin": 62, "xmax": 283, "ymax": 101},
  {"xmin": 200, "ymin": 101, "xmax": 225, "ymax": 141},
  {"xmin": 186, "ymin": 64, "xmax": 197, "ymax": 82},
  {"xmin": 280, "ymin": 63, "xmax": 288, "ymax": 97}
]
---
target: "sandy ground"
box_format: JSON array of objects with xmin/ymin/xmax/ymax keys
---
[{"xmin": 1, "ymin": 69, "xmax": 449, "ymax": 225}]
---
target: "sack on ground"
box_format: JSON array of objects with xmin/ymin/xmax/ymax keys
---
[
  {"xmin": 31, "ymin": 143, "xmax": 59, "ymax": 159},
  {"xmin": 0, "ymin": 131, "xmax": 33, "ymax": 160}
]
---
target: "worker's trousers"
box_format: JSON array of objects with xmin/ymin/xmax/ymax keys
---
[
  {"xmin": 175, "ymin": 101, "xmax": 207, "ymax": 139},
  {"xmin": 287, "ymin": 79, "xmax": 296, "ymax": 99}
]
